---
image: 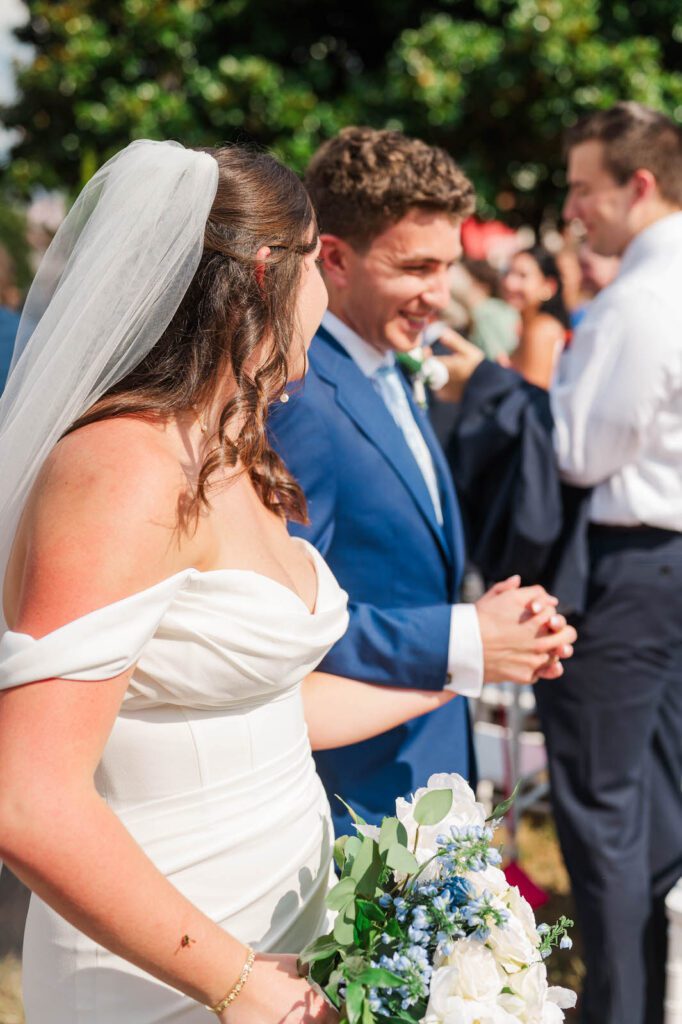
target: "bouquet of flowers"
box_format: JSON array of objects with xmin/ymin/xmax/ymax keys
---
[{"xmin": 299, "ymin": 774, "xmax": 576, "ymax": 1023}]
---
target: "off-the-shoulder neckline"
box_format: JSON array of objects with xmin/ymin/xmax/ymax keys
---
[{"xmin": 4, "ymin": 539, "xmax": 324, "ymax": 638}]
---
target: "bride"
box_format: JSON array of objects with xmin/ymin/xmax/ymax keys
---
[
  {"xmin": 0, "ymin": 141, "xmax": 570, "ymax": 1024},
  {"xmin": 0, "ymin": 140, "xmax": 438, "ymax": 1023}
]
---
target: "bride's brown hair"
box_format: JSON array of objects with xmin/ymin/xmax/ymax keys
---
[{"xmin": 67, "ymin": 145, "xmax": 314, "ymax": 523}]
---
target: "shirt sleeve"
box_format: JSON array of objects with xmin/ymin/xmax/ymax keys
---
[
  {"xmin": 444, "ymin": 603, "xmax": 484, "ymax": 698},
  {"xmin": 551, "ymin": 286, "xmax": 673, "ymax": 487}
]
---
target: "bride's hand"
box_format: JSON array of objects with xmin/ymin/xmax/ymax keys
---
[{"xmin": 218, "ymin": 953, "xmax": 338, "ymax": 1024}]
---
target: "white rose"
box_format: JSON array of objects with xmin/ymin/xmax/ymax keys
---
[
  {"xmin": 497, "ymin": 962, "xmax": 548, "ymax": 1022},
  {"xmin": 505, "ymin": 885, "xmax": 541, "ymax": 947},
  {"xmin": 547, "ymin": 987, "xmax": 577, "ymax": 1010},
  {"xmin": 486, "ymin": 905, "xmax": 539, "ymax": 974},
  {"xmin": 435, "ymin": 939, "xmax": 506, "ymax": 1003},
  {"xmin": 396, "ymin": 773, "xmax": 487, "ymax": 865},
  {"xmin": 465, "ymin": 866, "xmax": 511, "ymax": 900},
  {"xmin": 423, "ymin": 355, "xmax": 450, "ymax": 392},
  {"xmin": 422, "ymin": 994, "xmax": 519, "ymax": 1024}
]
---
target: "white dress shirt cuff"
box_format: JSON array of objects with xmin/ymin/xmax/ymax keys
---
[{"xmin": 444, "ymin": 603, "xmax": 484, "ymax": 698}]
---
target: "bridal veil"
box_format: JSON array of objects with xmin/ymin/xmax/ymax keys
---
[{"xmin": 0, "ymin": 140, "xmax": 219, "ymax": 630}]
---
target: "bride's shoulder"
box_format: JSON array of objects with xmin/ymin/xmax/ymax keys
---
[
  {"xmin": 43, "ymin": 416, "xmax": 184, "ymax": 505},
  {"xmin": 11, "ymin": 418, "xmax": 194, "ymax": 631}
]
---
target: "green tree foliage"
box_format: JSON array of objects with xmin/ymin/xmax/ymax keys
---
[{"xmin": 3, "ymin": 0, "xmax": 681, "ymax": 223}]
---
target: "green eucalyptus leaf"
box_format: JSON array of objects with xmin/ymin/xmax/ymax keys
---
[
  {"xmin": 488, "ymin": 779, "xmax": 522, "ymax": 822},
  {"xmin": 362, "ymin": 999, "xmax": 376, "ymax": 1024},
  {"xmin": 334, "ymin": 835, "xmax": 349, "ymax": 871},
  {"xmin": 325, "ymin": 973, "xmax": 343, "ymax": 1008},
  {"xmin": 354, "ymin": 905, "xmax": 372, "ymax": 941},
  {"xmin": 310, "ymin": 954, "xmax": 337, "ymax": 986},
  {"xmin": 351, "ymin": 835, "xmax": 383, "ymax": 897},
  {"xmin": 350, "ymin": 835, "xmax": 374, "ymax": 881},
  {"xmin": 355, "ymin": 898, "xmax": 386, "ymax": 924},
  {"xmin": 335, "ymin": 794, "xmax": 368, "ymax": 827},
  {"xmin": 345, "ymin": 981, "xmax": 365, "ymax": 1024},
  {"xmin": 356, "ymin": 966, "xmax": 404, "ymax": 988},
  {"xmin": 413, "ymin": 787, "xmax": 453, "ymax": 826},
  {"xmin": 385, "ymin": 843, "xmax": 419, "ymax": 875},
  {"xmin": 327, "ymin": 876, "xmax": 357, "ymax": 912},
  {"xmin": 378, "ymin": 816, "xmax": 408, "ymax": 853},
  {"xmin": 342, "ymin": 836, "xmax": 362, "ymax": 874},
  {"xmin": 333, "ymin": 908, "xmax": 356, "ymax": 945},
  {"xmin": 299, "ymin": 933, "xmax": 341, "ymax": 966},
  {"xmin": 342, "ymin": 954, "xmax": 368, "ymax": 978}
]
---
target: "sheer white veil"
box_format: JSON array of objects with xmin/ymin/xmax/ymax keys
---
[{"xmin": 0, "ymin": 140, "xmax": 219, "ymax": 630}]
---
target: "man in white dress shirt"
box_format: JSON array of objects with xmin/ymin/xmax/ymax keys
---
[
  {"xmin": 544, "ymin": 104, "xmax": 682, "ymax": 1024},
  {"xmin": 440, "ymin": 102, "xmax": 682, "ymax": 1024}
]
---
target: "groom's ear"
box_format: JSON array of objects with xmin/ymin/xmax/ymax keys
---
[{"xmin": 319, "ymin": 234, "xmax": 353, "ymax": 288}]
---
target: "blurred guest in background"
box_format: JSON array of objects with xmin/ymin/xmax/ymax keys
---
[
  {"xmin": 557, "ymin": 238, "xmax": 620, "ymax": 330},
  {"xmin": 0, "ymin": 245, "xmax": 21, "ymax": 394},
  {"xmin": 502, "ymin": 246, "xmax": 569, "ymax": 389},
  {"xmin": 457, "ymin": 258, "xmax": 519, "ymax": 360},
  {"xmin": 572, "ymin": 242, "xmax": 620, "ymax": 324}
]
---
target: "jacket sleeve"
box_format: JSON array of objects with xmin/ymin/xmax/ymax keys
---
[
  {"xmin": 447, "ymin": 360, "xmax": 562, "ymax": 584},
  {"xmin": 317, "ymin": 600, "xmax": 452, "ymax": 691},
  {"xmin": 269, "ymin": 387, "xmax": 453, "ymax": 691},
  {"xmin": 448, "ymin": 359, "xmax": 591, "ymax": 615}
]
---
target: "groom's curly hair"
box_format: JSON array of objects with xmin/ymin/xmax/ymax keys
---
[
  {"xmin": 305, "ymin": 127, "xmax": 476, "ymax": 249},
  {"xmin": 68, "ymin": 146, "xmax": 314, "ymax": 525}
]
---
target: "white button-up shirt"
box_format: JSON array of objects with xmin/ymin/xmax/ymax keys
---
[
  {"xmin": 551, "ymin": 211, "xmax": 682, "ymax": 531},
  {"xmin": 322, "ymin": 311, "xmax": 483, "ymax": 698}
]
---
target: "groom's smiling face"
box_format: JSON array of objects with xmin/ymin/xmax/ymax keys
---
[{"xmin": 321, "ymin": 208, "xmax": 462, "ymax": 354}]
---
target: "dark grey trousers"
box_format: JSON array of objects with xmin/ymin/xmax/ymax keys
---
[{"xmin": 536, "ymin": 525, "xmax": 682, "ymax": 1024}]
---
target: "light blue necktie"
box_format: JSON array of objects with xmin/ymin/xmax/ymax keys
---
[{"xmin": 372, "ymin": 364, "xmax": 443, "ymax": 525}]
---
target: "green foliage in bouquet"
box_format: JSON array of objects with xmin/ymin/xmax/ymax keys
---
[{"xmin": 298, "ymin": 778, "xmax": 575, "ymax": 1024}]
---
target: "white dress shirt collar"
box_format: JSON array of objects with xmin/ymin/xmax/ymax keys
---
[
  {"xmin": 619, "ymin": 209, "xmax": 682, "ymax": 275},
  {"xmin": 321, "ymin": 311, "xmax": 394, "ymax": 377}
]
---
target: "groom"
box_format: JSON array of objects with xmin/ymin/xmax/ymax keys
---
[{"xmin": 270, "ymin": 127, "xmax": 572, "ymax": 835}]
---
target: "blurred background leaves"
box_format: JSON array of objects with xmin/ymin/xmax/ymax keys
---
[{"xmin": 1, "ymin": 0, "xmax": 681, "ymax": 224}]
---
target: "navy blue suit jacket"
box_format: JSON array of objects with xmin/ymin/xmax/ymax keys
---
[{"xmin": 269, "ymin": 326, "xmax": 475, "ymax": 835}]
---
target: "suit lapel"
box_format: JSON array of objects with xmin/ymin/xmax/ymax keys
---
[
  {"xmin": 312, "ymin": 327, "xmax": 451, "ymax": 562},
  {"xmin": 399, "ymin": 368, "xmax": 466, "ymax": 584}
]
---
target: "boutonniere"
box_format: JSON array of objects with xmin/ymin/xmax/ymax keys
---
[{"xmin": 395, "ymin": 347, "xmax": 450, "ymax": 409}]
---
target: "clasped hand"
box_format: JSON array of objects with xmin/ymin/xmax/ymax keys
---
[{"xmin": 476, "ymin": 576, "xmax": 577, "ymax": 684}]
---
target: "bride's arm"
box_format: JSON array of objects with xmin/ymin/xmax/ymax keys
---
[
  {"xmin": 302, "ymin": 672, "xmax": 454, "ymax": 750},
  {"xmin": 0, "ymin": 432, "xmax": 332, "ymax": 1024}
]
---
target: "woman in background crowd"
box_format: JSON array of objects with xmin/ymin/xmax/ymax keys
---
[
  {"xmin": 458, "ymin": 259, "xmax": 519, "ymax": 361},
  {"xmin": 502, "ymin": 246, "xmax": 569, "ymax": 389}
]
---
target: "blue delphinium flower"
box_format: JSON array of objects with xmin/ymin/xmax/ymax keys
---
[
  {"xmin": 373, "ymin": 944, "xmax": 433, "ymax": 1016},
  {"xmin": 393, "ymin": 896, "xmax": 408, "ymax": 922},
  {"xmin": 435, "ymin": 823, "xmax": 502, "ymax": 875},
  {"xmin": 461, "ymin": 891, "xmax": 509, "ymax": 942}
]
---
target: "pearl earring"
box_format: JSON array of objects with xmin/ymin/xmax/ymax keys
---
[
  {"xmin": 280, "ymin": 392, "xmax": 290, "ymax": 404},
  {"xmin": 192, "ymin": 405, "xmax": 209, "ymax": 434}
]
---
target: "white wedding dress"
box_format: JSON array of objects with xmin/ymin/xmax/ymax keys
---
[{"xmin": 0, "ymin": 538, "xmax": 348, "ymax": 1023}]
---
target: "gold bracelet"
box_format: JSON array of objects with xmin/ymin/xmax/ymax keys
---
[{"xmin": 206, "ymin": 946, "xmax": 256, "ymax": 1015}]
